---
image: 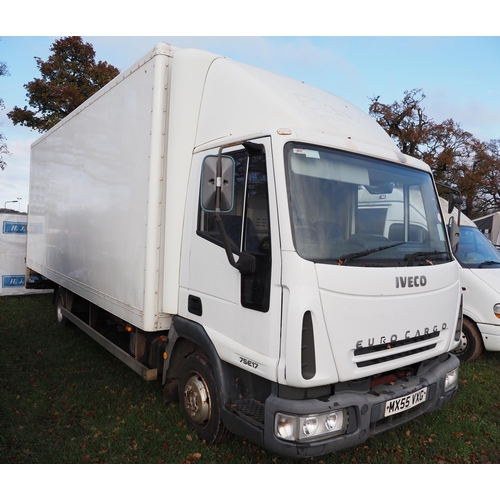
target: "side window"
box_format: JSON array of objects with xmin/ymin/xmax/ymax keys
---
[
  {"xmin": 197, "ymin": 146, "xmax": 272, "ymax": 312},
  {"xmin": 241, "ymin": 152, "xmax": 271, "ymax": 312}
]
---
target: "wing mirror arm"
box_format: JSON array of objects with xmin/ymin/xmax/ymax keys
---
[
  {"xmin": 203, "ymin": 147, "xmax": 255, "ymax": 275},
  {"xmin": 214, "ymin": 216, "xmax": 255, "ymax": 274}
]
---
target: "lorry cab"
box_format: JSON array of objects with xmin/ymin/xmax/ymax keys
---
[{"xmin": 178, "ymin": 131, "xmax": 461, "ymax": 454}]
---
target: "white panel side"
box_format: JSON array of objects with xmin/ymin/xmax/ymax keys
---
[{"xmin": 27, "ymin": 48, "xmax": 174, "ymax": 328}]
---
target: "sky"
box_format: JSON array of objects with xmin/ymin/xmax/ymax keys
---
[{"xmin": 1, "ymin": 7, "xmax": 500, "ymax": 212}]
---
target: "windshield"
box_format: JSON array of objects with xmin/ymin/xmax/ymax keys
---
[
  {"xmin": 284, "ymin": 143, "xmax": 453, "ymax": 267},
  {"xmin": 455, "ymin": 226, "xmax": 500, "ymax": 269}
]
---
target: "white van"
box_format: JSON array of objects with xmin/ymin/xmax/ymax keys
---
[
  {"xmin": 358, "ymin": 190, "xmax": 500, "ymax": 361},
  {"xmin": 447, "ymin": 208, "xmax": 500, "ymax": 360}
]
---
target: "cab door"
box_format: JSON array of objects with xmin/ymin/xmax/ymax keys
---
[{"xmin": 185, "ymin": 137, "xmax": 281, "ymax": 381}]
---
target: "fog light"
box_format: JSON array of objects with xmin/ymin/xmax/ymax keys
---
[{"xmin": 445, "ymin": 367, "xmax": 459, "ymax": 392}]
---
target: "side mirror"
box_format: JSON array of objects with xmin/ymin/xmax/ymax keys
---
[
  {"xmin": 200, "ymin": 155, "xmax": 235, "ymax": 213},
  {"xmin": 447, "ymin": 193, "xmax": 463, "ymax": 214},
  {"xmin": 448, "ymin": 216, "xmax": 460, "ymax": 250},
  {"xmin": 447, "ymin": 196, "xmax": 455, "ymax": 214}
]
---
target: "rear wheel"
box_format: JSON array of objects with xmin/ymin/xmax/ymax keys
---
[
  {"xmin": 54, "ymin": 288, "xmax": 68, "ymax": 327},
  {"xmin": 178, "ymin": 352, "xmax": 230, "ymax": 444},
  {"xmin": 452, "ymin": 317, "xmax": 483, "ymax": 361}
]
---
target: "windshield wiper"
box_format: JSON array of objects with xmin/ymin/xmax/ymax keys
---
[
  {"xmin": 339, "ymin": 242, "xmax": 405, "ymax": 266},
  {"xmin": 405, "ymin": 251, "xmax": 449, "ymax": 267},
  {"xmin": 479, "ymin": 260, "xmax": 500, "ymax": 268}
]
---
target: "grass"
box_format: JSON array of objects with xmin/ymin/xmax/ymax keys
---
[{"xmin": 1, "ymin": 294, "xmax": 500, "ymax": 464}]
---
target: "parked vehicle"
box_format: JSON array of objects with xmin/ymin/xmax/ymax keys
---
[
  {"xmin": 1, "ymin": 210, "xmax": 50, "ymax": 296},
  {"xmin": 441, "ymin": 202, "xmax": 500, "ymax": 360},
  {"xmin": 26, "ymin": 43, "xmax": 461, "ymax": 457},
  {"xmin": 474, "ymin": 211, "xmax": 500, "ymax": 248}
]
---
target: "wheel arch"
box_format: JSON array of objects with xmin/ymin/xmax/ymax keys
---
[
  {"xmin": 452, "ymin": 315, "xmax": 484, "ymax": 361},
  {"xmin": 461, "ymin": 308, "xmax": 483, "ymax": 327},
  {"xmin": 162, "ymin": 316, "xmax": 233, "ymax": 403}
]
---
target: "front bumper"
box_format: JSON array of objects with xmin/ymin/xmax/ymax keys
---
[
  {"xmin": 477, "ymin": 323, "xmax": 500, "ymax": 352},
  {"xmin": 261, "ymin": 353, "xmax": 459, "ymax": 458}
]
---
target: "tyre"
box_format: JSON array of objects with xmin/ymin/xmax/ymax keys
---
[
  {"xmin": 54, "ymin": 288, "xmax": 68, "ymax": 327},
  {"xmin": 178, "ymin": 352, "xmax": 231, "ymax": 444},
  {"xmin": 452, "ymin": 317, "xmax": 483, "ymax": 361}
]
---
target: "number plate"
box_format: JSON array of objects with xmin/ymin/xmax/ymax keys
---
[{"xmin": 384, "ymin": 387, "xmax": 428, "ymax": 417}]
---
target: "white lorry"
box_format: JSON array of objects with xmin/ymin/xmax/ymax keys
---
[
  {"xmin": 441, "ymin": 204, "xmax": 500, "ymax": 360},
  {"xmin": 26, "ymin": 42, "xmax": 461, "ymax": 457},
  {"xmin": 1, "ymin": 210, "xmax": 31, "ymax": 296}
]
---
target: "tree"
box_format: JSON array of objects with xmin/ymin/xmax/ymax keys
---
[
  {"xmin": 471, "ymin": 139, "xmax": 500, "ymax": 216},
  {"xmin": 1, "ymin": 56, "xmax": 10, "ymax": 171},
  {"xmin": 369, "ymin": 89, "xmax": 485, "ymax": 218},
  {"xmin": 8, "ymin": 37, "xmax": 119, "ymax": 133},
  {"xmin": 369, "ymin": 89, "xmax": 433, "ymax": 159}
]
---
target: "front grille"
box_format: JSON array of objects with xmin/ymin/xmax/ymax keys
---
[{"xmin": 354, "ymin": 331, "xmax": 440, "ymax": 368}]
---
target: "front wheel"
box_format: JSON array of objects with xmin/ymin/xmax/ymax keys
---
[
  {"xmin": 452, "ymin": 317, "xmax": 483, "ymax": 361},
  {"xmin": 178, "ymin": 352, "xmax": 231, "ymax": 444}
]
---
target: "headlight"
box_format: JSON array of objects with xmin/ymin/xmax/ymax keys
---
[
  {"xmin": 275, "ymin": 409, "xmax": 346, "ymax": 442},
  {"xmin": 493, "ymin": 304, "xmax": 500, "ymax": 319},
  {"xmin": 444, "ymin": 367, "xmax": 459, "ymax": 392}
]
